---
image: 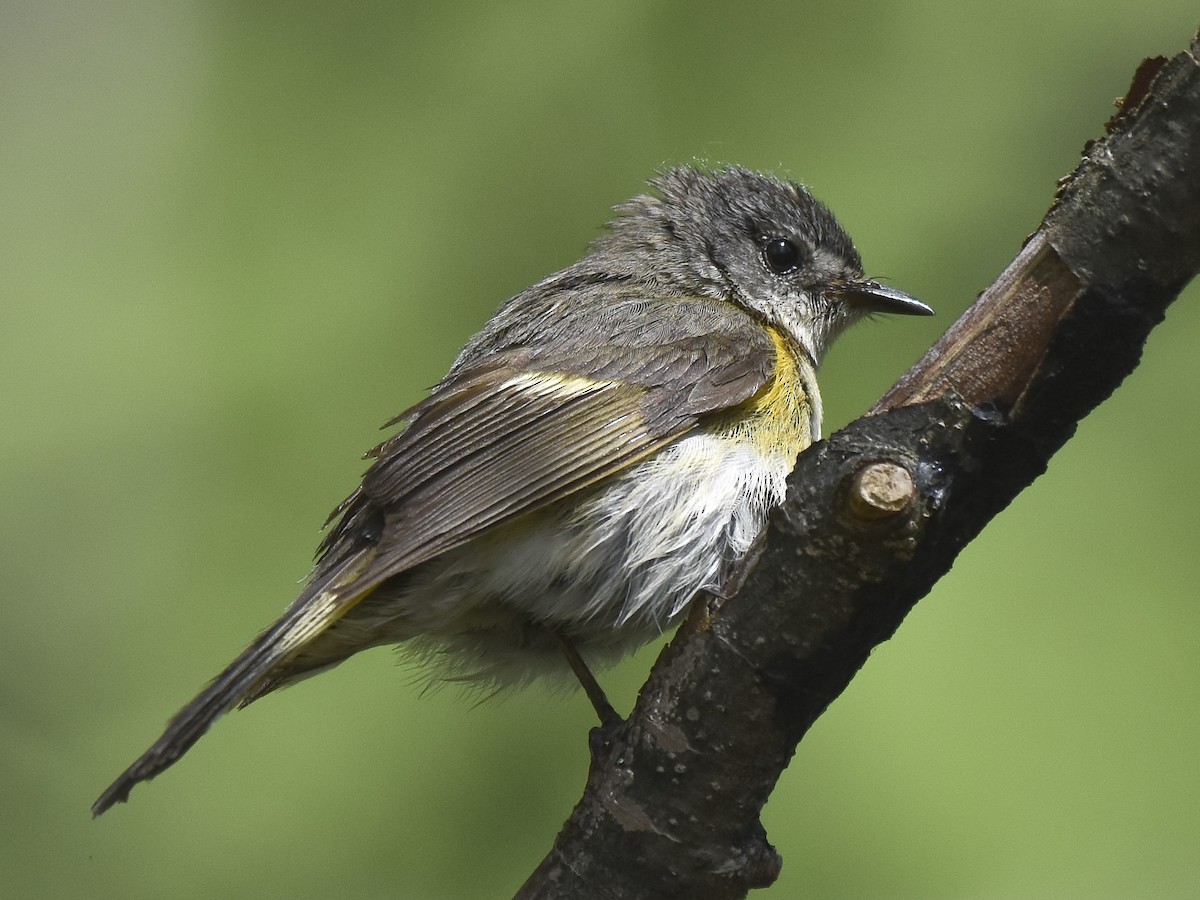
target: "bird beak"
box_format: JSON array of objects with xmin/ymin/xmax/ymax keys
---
[{"xmin": 829, "ymin": 280, "xmax": 934, "ymax": 316}]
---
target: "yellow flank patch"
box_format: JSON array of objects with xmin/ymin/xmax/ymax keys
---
[{"xmin": 708, "ymin": 327, "xmax": 817, "ymax": 458}]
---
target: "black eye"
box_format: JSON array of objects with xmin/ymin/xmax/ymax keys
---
[{"xmin": 762, "ymin": 237, "xmax": 806, "ymax": 276}]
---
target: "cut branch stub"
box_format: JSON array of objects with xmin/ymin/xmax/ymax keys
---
[{"xmin": 847, "ymin": 460, "xmax": 917, "ymax": 521}]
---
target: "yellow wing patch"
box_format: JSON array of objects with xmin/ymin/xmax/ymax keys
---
[
  {"xmin": 501, "ymin": 370, "xmax": 617, "ymax": 398},
  {"xmin": 272, "ymin": 546, "xmax": 379, "ymax": 658}
]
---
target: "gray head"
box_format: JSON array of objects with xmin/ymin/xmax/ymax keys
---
[{"xmin": 588, "ymin": 165, "xmax": 931, "ymax": 363}]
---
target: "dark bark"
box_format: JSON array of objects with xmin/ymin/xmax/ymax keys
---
[{"xmin": 517, "ymin": 34, "xmax": 1200, "ymax": 900}]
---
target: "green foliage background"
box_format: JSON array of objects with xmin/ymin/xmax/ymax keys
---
[{"xmin": 3, "ymin": 3, "xmax": 1198, "ymax": 898}]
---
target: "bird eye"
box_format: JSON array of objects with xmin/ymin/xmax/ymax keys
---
[{"xmin": 762, "ymin": 237, "xmax": 806, "ymax": 276}]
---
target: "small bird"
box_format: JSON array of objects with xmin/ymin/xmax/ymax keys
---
[{"xmin": 92, "ymin": 165, "xmax": 931, "ymax": 815}]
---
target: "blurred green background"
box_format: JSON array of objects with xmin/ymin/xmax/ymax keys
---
[{"xmin": 3, "ymin": 2, "xmax": 1198, "ymax": 898}]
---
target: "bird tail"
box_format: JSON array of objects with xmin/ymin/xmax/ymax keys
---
[{"xmin": 91, "ymin": 551, "xmax": 376, "ymax": 816}]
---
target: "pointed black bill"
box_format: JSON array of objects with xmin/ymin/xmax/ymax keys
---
[{"xmin": 830, "ymin": 280, "xmax": 934, "ymax": 316}]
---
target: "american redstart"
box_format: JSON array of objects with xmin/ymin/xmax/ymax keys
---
[{"xmin": 93, "ymin": 165, "xmax": 931, "ymax": 815}]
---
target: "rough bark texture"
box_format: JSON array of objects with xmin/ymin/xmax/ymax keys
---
[{"xmin": 517, "ymin": 34, "xmax": 1200, "ymax": 900}]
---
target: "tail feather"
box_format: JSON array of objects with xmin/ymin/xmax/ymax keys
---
[{"xmin": 92, "ymin": 551, "xmax": 375, "ymax": 816}]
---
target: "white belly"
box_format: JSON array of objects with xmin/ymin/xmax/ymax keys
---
[{"xmin": 389, "ymin": 432, "xmax": 799, "ymax": 684}]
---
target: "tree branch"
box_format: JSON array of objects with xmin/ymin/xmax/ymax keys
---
[{"xmin": 517, "ymin": 33, "xmax": 1200, "ymax": 900}]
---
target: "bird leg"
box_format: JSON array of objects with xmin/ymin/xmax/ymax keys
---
[{"xmin": 554, "ymin": 630, "xmax": 622, "ymax": 729}]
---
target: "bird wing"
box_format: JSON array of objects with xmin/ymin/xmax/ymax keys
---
[{"xmin": 318, "ymin": 295, "xmax": 777, "ymax": 586}]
